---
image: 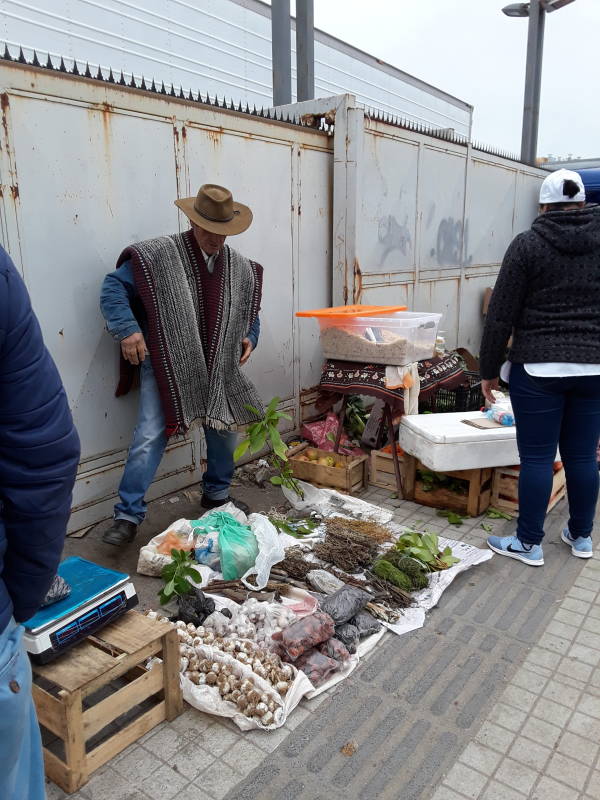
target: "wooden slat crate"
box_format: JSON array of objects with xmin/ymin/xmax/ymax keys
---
[
  {"xmin": 403, "ymin": 454, "xmax": 492, "ymax": 517},
  {"xmin": 290, "ymin": 444, "xmax": 368, "ymax": 495},
  {"xmin": 32, "ymin": 611, "xmax": 182, "ymax": 794},
  {"xmin": 491, "ymin": 463, "xmax": 566, "ymax": 516},
  {"xmin": 370, "ymin": 447, "xmax": 404, "ymax": 490}
]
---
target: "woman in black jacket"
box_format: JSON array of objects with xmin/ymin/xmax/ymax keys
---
[{"xmin": 480, "ymin": 169, "xmax": 600, "ymax": 566}]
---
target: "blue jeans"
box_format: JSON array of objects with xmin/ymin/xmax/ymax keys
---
[
  {"xmin": 510, "ymin": 364, "xmax": 600, "ymax": 546},
  {"xmin": 0, "ymin": 619, "xmax": 45, "ymax": 800},
  {"xmin": 114, "ymin": 359, "xmax": 239, "ymax": 524}
]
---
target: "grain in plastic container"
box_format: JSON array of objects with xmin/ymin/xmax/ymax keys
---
[{"xmin": 297, "ymin": 305, "xmax": 441, "ymax": 365}]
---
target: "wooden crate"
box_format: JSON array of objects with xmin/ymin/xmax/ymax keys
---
[
  {"xmin": 403, "ymin": 454, "xmax": 492, "ymax": 517},
  {"xmin": 370, "ymin": 447, "xmax": 404, "ymax": 490},
  {"xmin": 491, "ymin": 464, "xmax": 566, "ymax": 516},
  {"xmin": 32, "ymin": 611, "xmax": 182, "ymax": 794},
  {"xmin": 290, "ymin": 444, "xmax": 368, "ymax": 494}
]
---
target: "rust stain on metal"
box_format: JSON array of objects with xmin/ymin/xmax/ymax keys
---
[
  {"xmin": 9, "ymin": 185, "xmax": 18, "ymax": 200},
  {"xmin": 100, "ymin": 102, "xmax": 112, "ymax": 140},
  {"xmin": 181, "ymin": 125, "xmax": 187, "ymax": 140},
  {"xmin": 207, "ymin": 129, "xmax": 222, "ymax": 146},
  {"xmin": 354, "ymin": 258, "xmax": 363, "ymax": 303},
  {"xmin": 1, "ymin": 92, "xmax": 10, "ymax": 141}
]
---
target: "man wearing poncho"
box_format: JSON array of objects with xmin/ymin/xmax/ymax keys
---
[{"xmin": 100, "ymin": 184, "xmax": 263, "ymax": 546}]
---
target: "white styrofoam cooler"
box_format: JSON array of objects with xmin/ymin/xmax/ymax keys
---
[{"xmin": 399, "ymin": 411, "xmax": 519, "ymax": 472}]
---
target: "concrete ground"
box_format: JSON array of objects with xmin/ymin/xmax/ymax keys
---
[{"xmin": 46, "ymin": 482, "xmax": 600, "ymax": 800}]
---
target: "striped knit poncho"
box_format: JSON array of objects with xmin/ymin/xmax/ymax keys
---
[{"xmin": 117, "ymin": 232, "xmax": 263, "ymax": 436}]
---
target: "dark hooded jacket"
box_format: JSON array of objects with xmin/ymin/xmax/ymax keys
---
[
  {"xmin": 0, "ymin": 247, "xmax": 80, "ymax": 632},
  {"xmin": 479, "ymin": 206, "xmax": 600, "ymax": 379}
]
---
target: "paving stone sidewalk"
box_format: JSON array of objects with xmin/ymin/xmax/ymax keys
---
[{"xmin": 46, "ymin": 487, "xmax": 600, "ymax": 800}]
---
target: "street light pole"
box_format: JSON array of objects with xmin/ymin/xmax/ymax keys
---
[
  {"xmin": 521, "ymin": 0, "xmax": 545, "ymax": 165},
  {"xmin": 503, "ymin": 0, "xmax": 576, "ymax": 166}
]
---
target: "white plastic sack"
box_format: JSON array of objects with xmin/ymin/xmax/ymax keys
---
[
  {"xmin": 136, "ymin": 502, "xmax": 248, "ymax": 577},
  {"xmin": 283, "ymin": 480, "xmax": 393, "ymax": 524},
  {"xmin": 240, "ymin": 514, "xmax": 285, "ymax": 590},
  {"xmin": 181, "ymin": 642, "xmax": 313, "ymax": 730},
  {"xmin": 137, "ymin": 518, "xmax": 194, "ymax": 577}
]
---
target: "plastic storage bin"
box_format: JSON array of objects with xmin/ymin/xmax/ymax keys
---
[{"xmin": 316, "ymin": 311, "xmax": 442, "ymax": 365}]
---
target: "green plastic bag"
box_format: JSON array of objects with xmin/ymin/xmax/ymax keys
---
[{"xmin": 197, "ymin": 511, "xmax": 259, "ymax": 581}]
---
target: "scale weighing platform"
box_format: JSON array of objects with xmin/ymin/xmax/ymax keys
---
[{"xmin": 24, "ymin": 556, "xmax": 138, "ymax": 664}]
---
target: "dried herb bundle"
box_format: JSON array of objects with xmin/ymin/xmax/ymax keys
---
[
  {"xmin": 327, "ymin": 515, "xmax": 392, "ymax": 544},
  {"xmin": 314, "ymin": 521, "xmax": 379, "ymax": 572},
  {"xmin": 278, "ymin": 547, "xmax": 313, "ymax": 580}
]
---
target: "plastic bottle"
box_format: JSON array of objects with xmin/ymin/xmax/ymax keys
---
[
  {"xmin": 485, "ymin": 404, "xmax": 515, "ymax": 426},
  {"xmin": 434, "ymin": 333, "xmax": 446, "ymax": 357}
]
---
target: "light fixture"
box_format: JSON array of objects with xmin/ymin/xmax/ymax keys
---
[
  {"xmin": 541, "ymin": 0, "xmax": 576, "ymax": 11},
  {"xmin": 502, "ymin": 2, "xmax": 530, "ymax": 16}
]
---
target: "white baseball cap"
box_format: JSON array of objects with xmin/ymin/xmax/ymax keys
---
[{"xmin": 539, "ymin": 168, "xmax": 586, "ymax": 204}]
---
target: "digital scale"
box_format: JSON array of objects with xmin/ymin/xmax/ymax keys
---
[{"xmin": 24, "ymin": 557, "xmax": 138, "ymax": 664}]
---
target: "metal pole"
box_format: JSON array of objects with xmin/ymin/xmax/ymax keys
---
[
  {"xmin": 296, "ymin": 0, "xmax": 315, "ymax": 101},
  {"xmin": 271, "ymin": 0, "xmax": 292, "ymax": 106},
  {"xmin": 521, "ymin": 0, "xmax": 545, "ymax": 164}
]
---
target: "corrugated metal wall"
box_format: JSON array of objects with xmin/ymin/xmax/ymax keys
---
[
  {"xmin": 0, "ymin": 54, "xmax": 545, "ymax": 531},
  {"xmin": 354, "ymin": 116, "xmax": 546, "ymax": 353},
  {"xmin": 0, "ymin": 60, "xmax": 332, "ymax": 530}
]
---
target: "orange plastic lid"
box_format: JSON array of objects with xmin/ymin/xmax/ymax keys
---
[{"xmin": 296, "ymin": 304, "xmax": 407, "ymax": 318}]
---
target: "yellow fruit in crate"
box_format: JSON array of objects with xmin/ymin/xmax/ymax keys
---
[
  {"xmin": 324, "ymin": 456, "xmax": 336, "ymax": 467},
  {"xmin": 306, "ymin": 449, "xmax": 318, "ymax": 461},
  {"xmin": 334, "ymin": 461, "xmax": 344, "ymax": 469}
]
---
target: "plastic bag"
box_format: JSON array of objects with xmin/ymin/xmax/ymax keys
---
[
  {"xmin": 156, "ymin": 529, "xmax": 194, "ymax": 555},
  {"xmin": 319, "ymin": 585, "xmax": 371, "ymax": 624},
  {"xmin": 306, "ymin": 569, "xmax": 345, "ymax": 594},
  {"xmin": 334, "ymin": 622, "xmax": 360, "ymax": 654},
  {"xmin": 240, "ymin": 514, "xmax": 285, "ymax": 590},
  {"xmin": 301, "ymin": 413, "xmax": 363, "ymax": 456},
  {"xmin": 272, "ymin": 611, "xmax": 335, "ymax": 661},
  {"xmin": 283, "ymin": 482, "xmax": 393, "ymax": 525},
  {"xmin": 195, "ymin": 536, "xmax": 221, "ymax": 571},
  {"xmin": 318, "ymin": 637, "xmax": 351, "ymax": 665},
  {"xmin": 196, "ymin": 512, "xmax": 258, "ymax": 581},
  {"xmin": 351, "ymin": 611, "xmax": 382, "ymax": 639},
  {"xmin": 137, "ymin": 518, "xmax": 195, "ymax": 576},
  {"xmin": 295, "ymin": 648, "xmax": 339, "ymax": 687},
  {"xmin": 176, "ymin": 589, "xmax": 215, "ymax": 627},
  {"xmin": 41, "ymin": 575, "xmax": 71, "ymax": 607}
]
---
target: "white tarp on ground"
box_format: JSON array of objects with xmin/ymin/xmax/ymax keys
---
[{"xmin": 157, "ymin": 483, "xmax": 493, "ymax": 726}]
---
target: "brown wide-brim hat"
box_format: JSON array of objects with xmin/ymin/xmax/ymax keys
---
[{"xmin": 175, "ymin": 184, "xmax": 252, "ymax": 235}]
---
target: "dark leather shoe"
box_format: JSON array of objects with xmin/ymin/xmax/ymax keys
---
[
  {"xmin": 102, "ymin": 519, "xmax": 138, "ymax": 546},
  {"xmin": 201, "ymin": 495, "xmax": 250, "ymax": 515}
]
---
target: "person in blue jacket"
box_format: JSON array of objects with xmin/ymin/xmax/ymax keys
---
[{"xmin": 0, "ymin": 246, "xmax": 80, "ymax": 800}]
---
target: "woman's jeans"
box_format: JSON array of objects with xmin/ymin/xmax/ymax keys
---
[
  {"xmin": 0, "ymin": 619, "xmax": 45, "ymax": 800},
  {"xmin": 510, "ymin": 364, "xmax": 600, "ymax": 546},
  {"xmin": 114, "ymin": 359, "xmax": 239, "ymax": 524}
]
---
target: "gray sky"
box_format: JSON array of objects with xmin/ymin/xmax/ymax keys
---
[{"xmin": 308, "ymin": 0, "xmax": 597, "ymax": 159}]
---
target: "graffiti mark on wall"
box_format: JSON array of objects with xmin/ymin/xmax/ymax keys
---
[
  {"xmin": 378, "ymin": 214, "xmax": 412, "ymax": 266},
  {"xmin": 430, "ymin": 218, "xmax": 472, "ymax": 266}
]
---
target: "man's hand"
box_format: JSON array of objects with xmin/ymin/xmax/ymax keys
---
[
  {"xmin": 482, "ymin": 378, "xmax": 500, "ymax": 404},
  {"xmin": 240, "ymin": 338, "xmax": 254, "ymax": 365},
  {"xmin": 121, "ymin": 332, "xmax": 148, "ymax": 365}
]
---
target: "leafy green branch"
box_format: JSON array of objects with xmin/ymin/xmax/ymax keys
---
[
  {"xmin": 234, "ymin": 397, "xmax": 304, "ymax": 498},
  {"xmin": 158, "ymin": 549, "xmax": 202, "ymax": 606}
]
